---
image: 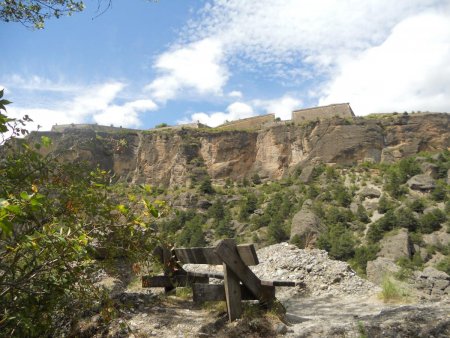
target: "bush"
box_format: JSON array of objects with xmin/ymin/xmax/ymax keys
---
[
  {"xmin": 419, "ymin": 209, "xmax": 446, "ymax": 233},
  {"xmin": 199, "ymin": 176, "xmax": 214, "ymax": 194},
  {"xmin": 350, "ymin": 244, "xmax": 379, "ymax": 275},
  {"xmin": 378, "ymin": 195, "xmax": 393, "ymax": 214},
  {"xmin": 395, "ymin": 207, "xmax": 419, "ymax": 232}
]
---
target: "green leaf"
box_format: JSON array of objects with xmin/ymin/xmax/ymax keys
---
[
  {"xmin": 0, "ymin": 219, "xmax": 13, "ymax": 237},
  {"xmin": 20, "ymin": 191, "xmax": 31, "ymax": 200},
  {"xmin": 5, "ymin": 204, "xmax": 22, "ymax": 215},
  {"xmin": 41, "ymin": 136, "xmax": 52, "ymax": 147},
  {"xmin": 0, "ymin": 89, "xmax": 3, "ymax": 98}
]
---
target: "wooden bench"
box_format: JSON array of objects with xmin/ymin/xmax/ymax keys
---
[{"xmin": 142, "ymin": 239, "xmax": 298, "ymax": 321}]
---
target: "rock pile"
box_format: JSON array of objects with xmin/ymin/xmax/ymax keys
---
[
  {"xmin": 185, "ymin": 242, "xmax": 379, "ymax": 299},
  {"xmin": 414, "ymin": 267, "xmax": 450, "ymax": 298},
  {"xmin": 252, "ymin": 243, "xmax": 379, "ymax": 298}
]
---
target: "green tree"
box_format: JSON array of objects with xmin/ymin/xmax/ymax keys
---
[
  {"xmin": 0, "ymin": 96, "xmax": 160, "ymax": 335},
  {"xmin": 0, "ymin": 0, "xmax": 85, "ymax": 29},
  {"xmin": 199, "ymin": 176, "xmax": 214, "ymax": 194}
]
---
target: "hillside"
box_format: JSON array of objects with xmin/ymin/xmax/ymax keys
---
[
  {"xmin": 2, "ymin": 111, "xmax": 450, "ymax": 337},
  {"xmin": 30, "ymin": 113, "xmax": 449, "ymax": 187}
]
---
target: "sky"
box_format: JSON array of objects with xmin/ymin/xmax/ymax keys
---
[{"xmin": 1, "ymin": 0, "xmax": 450, "ymax": 131}]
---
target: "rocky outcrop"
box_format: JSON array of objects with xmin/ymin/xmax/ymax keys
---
[
  {"xmin": 407, "ymin": 174, "xmax": 436, "ymax": 191},
  {"xmin": 366, "ymin": 257, "xmax": 400, "ymax": 285},
  {"xmin": 290, "ymin": 200, "xmax": 322, "ymax": 245},
  {"xmin": 414, "ymin": 267, "xmax": 450, "ymax": 297},
  {"xmin": 377, "ymin": 228, "xmax": 414, "ymax": 261},
  {"xmin": 25, "ymin": 113, "xmax": 450, "ymax": 187}
]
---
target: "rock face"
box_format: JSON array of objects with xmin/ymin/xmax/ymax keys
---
[
  {"xmin": 26, "ymin": 113, "xmax": 450, "ymax": 187},
  {"xmin": 414, "ymin": 267, "xmax": 450, "ymax": 297},
  {"xmin": 407, "ymin": 174, "xmax": 436, "ymax": 191},
  {"xmin": 366, "ymin": 257, "xmax": 400, "ymax": 285},
  {"xmin": 290, "ymin": 200, "xmax": 322, "ymax": 245},
  {"xmin": 378, "ymin": 228, "xmax": 414, "ymax": 261}
]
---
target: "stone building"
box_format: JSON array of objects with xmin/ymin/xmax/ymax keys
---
[
  {"xmin": 292, "ymin": 103, "xmax": 355, "ymax": 123},
  {"xmin": 217, "ymin": 114, "xmax": 275, "ymax": 131}
]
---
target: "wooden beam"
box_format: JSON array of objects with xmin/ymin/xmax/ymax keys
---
[
  {"xmin": 261, "ymin": 280, "xmax": 297, "ymax": 287},
  {"xmin": 223, "ymin": 263, "xmax": 242, "ymax": 322},
  {"xmin": 192, "ymin": 284, "xmax": 261, "ymax": 303},
  {"xmin": 142, "ymin": 274, "xmax": 208, "ymax": 288},
  {"xmin": 214, "ymin": 239, "xmax": 263, "ymax": 300},
  {"xmin": 174, "ymin": 243, "xmax": 258, "ymax": 266},
  {"xmin": 186, "ymin": 271, "xmax": 224, "ymax": 280}
]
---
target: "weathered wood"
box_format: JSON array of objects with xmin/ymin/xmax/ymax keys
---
[
  {"xmin": 186, "ymin": 271, "xmax": 224, "ymax": 280},
  {"xmin": 174, "ymin": 244, "xmax": 258, "ymax": 266},
  {"xmin": 214, "ymin": 239, "xmax": 263, "ymax": 300},
  {"xmin": 142, "ymin": 274, "xmax": 208, "ymax": 288},
  {"xmin": 261, "ymin": 280, "xmax": 296, "ymax": 287},
  {"xmin": 223, "ymin": 263, "xmax": 242, "ymax": 322},
  {"xmin": 192, "ymin": 284, "xmax": 262, "ymax": 303}
]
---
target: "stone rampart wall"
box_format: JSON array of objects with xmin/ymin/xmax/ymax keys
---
[
  {"xmin": 292, "ymin": 103, "xmax": 354, "ymax": 123},
  {"xmin": 218, "ymin": 114, "xmax": 275, "ymax": 130},
  {"xmin": 51, "ymin": 124, "xmax": 135, "ymax": 133}
]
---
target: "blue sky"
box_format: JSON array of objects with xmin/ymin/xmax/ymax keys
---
[{"xmin": 1, "ymin": 0, "xmax": 450, "ymax": 131}]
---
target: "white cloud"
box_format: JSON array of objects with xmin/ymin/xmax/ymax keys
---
[
  {"xmin": 145, "ymin": 38, "xmax": 228, "ymax": 102},
  {"xmin": 153, "ymin": 0, "xmax": 449, "ymax": 114},
  {"xmin": 93, "ymin": 100, "xmax": 157, "ymax": 127},
  {"xmin": 228, "ymin": 90, "xmax": 243, "ymax": 98},
  {"xmin": 5, "ymin": 81, "xmax": 158, "ymax": 131},
  {"xmin": 181, "ymin": 101, "xmax": 254, "ymax": 127},
  {"xmin": 253, "ymin": 95, "xmax": 302, "ymax": 120},
  {"xmin": 319, "ymin": 12, "xmax": 450, "ymax": 114}
]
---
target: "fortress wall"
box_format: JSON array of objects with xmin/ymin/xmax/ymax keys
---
[
  {"xmin": 51, "ymin": 124, "xmax": 136, "ymax": 133},
  {"xmin": 218, "ymin": 114, "xmax": 275, "ymax": 130},
  {"xmin": 292, "ymin": 103, "xmax": 354, "ymax": 123}
]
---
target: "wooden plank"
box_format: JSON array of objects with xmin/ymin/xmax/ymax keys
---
[
  {"xmin": 223, "ymin": 263, "xmax": 242, "ymax": 322},
  {"xmin": 237, "ymin": 244, "xmax": 259, "ymax": 265},
  {"xmin": 261, "ymin": 280, "xmax": 296, "ymax": 287},
  {"xmin": 186, "ymin": 271, "xmax": 224, "ymax": 279},
  {"xmin": 214, "ymin": 239, "xmax": 263, "ymax": 300},
  {"xmin": 142, "ymin": 274, "xmax": 208, "ymax": 288},
  {"xmin": 193, "ymin": 284, "xmax": 261, "ymax": 303},
  {"xmin": 174, "ymin": 244, "xmax": 258, "ymax": 266}
]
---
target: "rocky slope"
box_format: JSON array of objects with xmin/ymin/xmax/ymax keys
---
[
  {"xmin": 78, "ymin": 243, "xmax": 449, "ymax": 337},
  {"xmin": 30, "ymin": 113, "xmax": 449, "ymax": 187}
]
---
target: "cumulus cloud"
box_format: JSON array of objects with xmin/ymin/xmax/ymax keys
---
[
  {"xmin": 228, "ymin": 90, "xmax": 243, "ymax": 98},
  {"xmin": 181, "ymin": 101, "xmax": 254, "ymax": 127},
  {"xmin": 253, "ymin": 95, "xmax": 302, "ymax": 120},
  {"xmin": 4, "ymin": 80, "xmax": 158, "ymax": 131},
  {"xmin": 319, "ymin": 12, "xmax": 450, "ymax": 114},
  {"xmin": 145, "ymin": 38, "xmax": 228, "ymax": 102},
  {"xmin": 151, "ymin": 0, "xmax": 449, "ymax": 114}
]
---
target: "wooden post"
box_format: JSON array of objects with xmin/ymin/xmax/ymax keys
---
[
  {"xmin": 215, "ymin": 239, "xmax": 263, "ymax": 299},
  {"xmin": 223, "ymin": 263, "xmax": 242, "ymax": 322}
]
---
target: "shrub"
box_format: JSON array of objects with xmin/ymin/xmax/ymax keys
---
[
  {"xmin": 199, "ymin": 176, "xmax": 214, "ymax": 194},
  {"xmin": 379, "ymin": 276, "xmax": 409, "ymax": 303},
  {"xmin": 350, "ymin": 244, "xmax": 379, "ymax": 275},
  {"xmin": 419, "ymin": 209, "xmax": 446, "ymax": 233},
  {"xmin": 436, "ymin": 256, "xmax": 450, "ymax": 275}
]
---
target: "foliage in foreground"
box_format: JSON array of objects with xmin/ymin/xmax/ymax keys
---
[{"xmin": 0, "ymin": 97, "xmax": 159, "ymax": 336}]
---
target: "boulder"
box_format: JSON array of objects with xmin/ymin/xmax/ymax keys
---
[
  {"xmin": 407, "ymin": 174, "xmax": 436, "ymax": 191},
  {"xmin": 378, "ymin": 228, "xmax": 414, "ymax": 261},
  {"xmin": 423, "ymin": 230, "xmax": 450, "ymax": 248},
  {"xmin": 366, "ymin": 257, "xmax": 400, "ymax": 285},
  {"xmin": 290, "ymin": 200, "xmax": 322, "ymax": 244},
  {"xmin": 358, "ymin": 187, "xmax": 381, "ymax": 199},
  {"xmin": 420, "ymin": 162, "xmax": 439, "ymax": 178},
  {"xmin": 298, "ymin": 165, "xmax": 315, "ymax": 183},
  {"xmin": 414, "ymin": 267, "xmax": 450, "ymax": 297}
]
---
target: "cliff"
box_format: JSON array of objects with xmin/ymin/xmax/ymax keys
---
[{"xmin": 29, "ymin": 113, "xmax": 450, "ymax": 187}]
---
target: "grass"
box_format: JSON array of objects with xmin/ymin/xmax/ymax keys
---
[{"xmin": 379, "ymin": 276, "xmax": 410, "ymax": 303}]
